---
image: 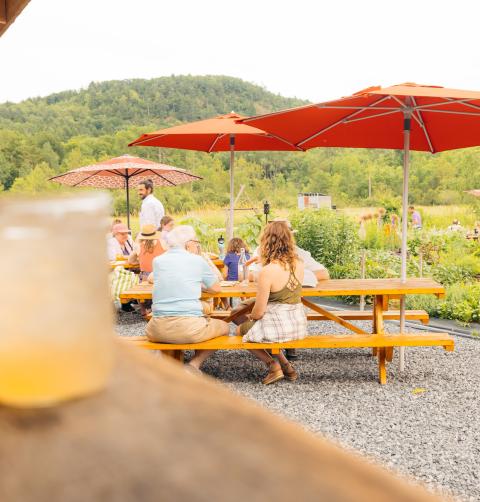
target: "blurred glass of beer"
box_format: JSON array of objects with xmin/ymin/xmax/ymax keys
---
[{"xmin": 0, "ymin": 193, "xmax": 114, "ymax": 407}]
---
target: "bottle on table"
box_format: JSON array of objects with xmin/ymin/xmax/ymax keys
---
[
  {"xmin": 217, "ymin": 235, "xmax": 225, "ymax": 259},
  {"xmin": 238, "ymin": 248, "xmax": 249, "ymax": 285}
]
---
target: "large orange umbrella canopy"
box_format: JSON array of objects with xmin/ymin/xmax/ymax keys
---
[
  {"xmin": 129, "ymin": 113, "xmax": 302, "ymax": 238},
  {"xmin": 241, "ymin": 83, "xmax": 480, "ymax": 153},
  {"xmin": 128, "ymin": 112, "xmax": 302, "ymax": 151}
]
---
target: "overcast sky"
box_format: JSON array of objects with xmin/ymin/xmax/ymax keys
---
[{"xmin": 1, "ymin": 0, "xmax": 479, "ymax": 104}]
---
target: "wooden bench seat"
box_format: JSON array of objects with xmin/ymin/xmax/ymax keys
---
[{"xmin": 122, "ymin": 332, "xmax": 454, "ymax": 384}]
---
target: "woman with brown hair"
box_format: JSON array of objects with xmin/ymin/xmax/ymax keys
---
[
  {"xmin": 236, "ymin": 221, "xmax": 307, "ymax": 384},
  {"xmin": 129, "ymin": 224, "xmax": 166, "ymax": 282}
]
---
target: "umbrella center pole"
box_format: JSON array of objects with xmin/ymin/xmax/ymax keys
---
[
  {"xmin": 125, "ymin": 172, "xmax": 131, "ymax": 230},
  {"xmin": 399, "ymin": 107, "xmax": 412, "ymax": 372},
  {"xmin": 228, "ymin": 134, "xmax": 235, "ymax": 240},
  {"xmin": 400, "ymin": 109, "xmax": 412, "ymax": 283}
]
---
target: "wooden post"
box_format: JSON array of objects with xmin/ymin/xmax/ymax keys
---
[
  {"xmin": 0, "ymin": 1, "xmax": 6, "ymax": 24},
  {"xmin": 359, "ymin": 250, "xmax": 366, "ymax": 311}
]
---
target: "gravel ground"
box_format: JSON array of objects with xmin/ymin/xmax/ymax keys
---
[{"xmin": 117, "ymin": 311, "xmax": 480, "ymax": 501}]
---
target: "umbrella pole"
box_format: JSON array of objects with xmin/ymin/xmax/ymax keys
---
[
  {"xmin": 399, "ymin": 109, "xmax": 412, "ymax": 372},
  {"xmin": 229, "ymin": 134, "xmax": 235, "ymax": 240},
  {"xmin": 126, "ymin": 175, "xmax": 131, "ymax": 229}
]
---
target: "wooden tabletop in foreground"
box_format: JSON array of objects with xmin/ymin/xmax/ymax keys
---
[
  {"xmin": 0, "ymin": 343, "xmax": 441, "ymax": 501},
  {"xmin": 119, "ymin": 278, "xmax": 445, "ymax": 301}
]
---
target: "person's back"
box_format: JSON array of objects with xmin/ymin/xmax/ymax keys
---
[
  {"xmin": 265, "ymin": 260, "xmax": 304, "ymax": 304},
  {"xmin": 152, "ymin": 249, "xmax": 212, "ymax": 317},
  {"xmin": 139, "ymin": 239, "xmax": 164, "ymax": 274}
]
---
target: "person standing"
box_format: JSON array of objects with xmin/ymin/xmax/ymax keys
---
[
  {"xmin": 408, "ymin": 206, "xmax": 422, "ymax": 229},
  {"xmin": 137, "ymin": 179, "xmax": 165, "ymax": 230}
]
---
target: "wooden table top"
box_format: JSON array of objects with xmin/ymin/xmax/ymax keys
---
[
  {"xmin": 110, "ymin": 260, "xmax": 139, "ymax": 269},
  {"xmin": 119, "ymin": 278, "xmax": 445, "ymax": 301},
  {"xmin": 0, "ymin": 343, "xmax": 440, "ymax": 501},
  {"xmin": 111, "ymin": 258, "xmax": 224, "ymax": 270}
]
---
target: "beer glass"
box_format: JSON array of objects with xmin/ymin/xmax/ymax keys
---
[{"xmin": 0, "ymin": 193, "xmax": 114, "ymax": 407}]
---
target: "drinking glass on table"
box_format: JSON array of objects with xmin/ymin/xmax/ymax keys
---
[{"xmin": 0, "ymin": 193, "xmax": 114, "ymax": 407}]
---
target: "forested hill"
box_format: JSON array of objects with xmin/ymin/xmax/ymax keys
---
[
  {"xmin": 1, "ymin": 75, "xmax": 479, "ymax": 214},
  {"xmin": 0, "ymin": 75, "xmax": 307, "ymax": 139}
]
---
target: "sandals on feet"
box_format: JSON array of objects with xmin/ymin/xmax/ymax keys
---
[
  {"xmin": 262, "ymin": 361, "xmax": 284, "ymax": 385},
  {"xmin": 281, "ymin": 363, "xmax": 298, "ymax": 382}
]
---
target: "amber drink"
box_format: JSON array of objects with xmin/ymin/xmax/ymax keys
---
[{"xmin": 0, "ymin": 194, "xmax": 114, "ymax": 407}]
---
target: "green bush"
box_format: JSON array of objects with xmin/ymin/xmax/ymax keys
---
[
  {"xmin": 290, "ymin": 209, "xmax": 361, "ymax": 273},
  {"xmin": 407, "ymin": 282, "xmax": 480, "ymax": 325}
]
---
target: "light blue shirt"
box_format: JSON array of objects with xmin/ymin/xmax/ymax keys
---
[{"xmin": 152, "ymin": 248, "xmax": 217, "ymax": 317}]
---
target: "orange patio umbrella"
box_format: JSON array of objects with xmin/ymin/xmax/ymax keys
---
[
  {"xmin": 242, "ymin": 83, "xmax": 480, "ymax": 370},
  {"xmin": 49, "ymin": 154, "xmax": 201, "ymax": 228},
  {"xmin": 129, "ymin": 113, "xmax": 302, "ymax": 238}
]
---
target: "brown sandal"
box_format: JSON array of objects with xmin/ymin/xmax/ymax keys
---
[
  {"xmin": 281, "ymin": 363, "xmax": 298, "ymax": 382},
  {"xmin": 262, "ymin": 361, "xmax": 284, "ymax": 385}
]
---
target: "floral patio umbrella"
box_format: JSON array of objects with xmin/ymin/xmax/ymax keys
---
[{"xmin": 49, "ymin": 154, "xmax": 201, "ymax": 227}]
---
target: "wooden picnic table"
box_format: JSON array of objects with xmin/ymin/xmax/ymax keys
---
[
  {"xmin": 119, "ymin": 277, "xmax": 444, "ymax": 335},
  {"xmin": 120, "ymin": 278, "xmax": 450, "ymax": 384}
]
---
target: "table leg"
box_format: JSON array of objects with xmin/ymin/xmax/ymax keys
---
[
  {"xmin": 374, "ymin": 295, "xmax": 389, "ymax": 382},
  {"xmin": 378, "ymin": 348, "xmax": 387, "ymax": 384},
  {"xmin": 372, "ymin": 295, "xmax": 385, "ymax": 356}
]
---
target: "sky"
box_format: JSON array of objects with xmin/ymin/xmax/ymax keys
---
[{"xmin": 1, "ymin": 0, "xmax": 480, "ymax": 104}]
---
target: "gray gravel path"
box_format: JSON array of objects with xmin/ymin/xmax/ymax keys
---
[{"xmin": 117, "ymin": 312, "xmax": 480, "ymax": 501}]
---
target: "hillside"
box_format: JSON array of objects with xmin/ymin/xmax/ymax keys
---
[
  {"xmin": 0, "ymin": 75, "xmax": 307, "ymax": 139},
  {"xmin": 0, "ymin": 74, "xmax": 479, "ymax": 214}
]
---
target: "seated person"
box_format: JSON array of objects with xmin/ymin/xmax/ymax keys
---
[
  {"xmin": 468, "ymin": 221, "xmax": 480, "ymax": 239},
  {"xmin": 129, "ymin": 224, "xmax": 165, "ymax": 282},
  {"xmin": 243, "ymin": 218, "xmax": 329, "ymax": 361},
  {"xmin": 448, "ymin": 219, "xmax": 463, "ymax": 232},
  {"xmin": 128, "ymin": 224, "xmax": 166, "ymax": 317},
  {"xmin": 107, "ymin": 223, "xmax": 134, "ymax": 261},
  {"xmin": 224, "ymin": 237, "xmax": 250, "ymax": 281},
  {"xmin": 236, "ymin": 221, "xmax": 306, "ymax": 385},
  {"xmin": 146, "ymin": 225, "xmax": 229, "ymax": 373}
]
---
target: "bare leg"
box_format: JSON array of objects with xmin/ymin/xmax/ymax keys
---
[
  {"xmin": 248, "ymin": 348, "xmax": 275, "ymax": 366},
  {"xmin": 188, "ymin": 349, "xmax": 216, "ymax": 369}
]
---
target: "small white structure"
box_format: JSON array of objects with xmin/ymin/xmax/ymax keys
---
[{"xmin": 297, "ymin": 192, "xmax": 332, "ymax": 210}]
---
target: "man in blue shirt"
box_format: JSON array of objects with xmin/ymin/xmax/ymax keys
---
[{"xmin": 146, "ymin": 226, "xmax": 229, "ymax": 373}]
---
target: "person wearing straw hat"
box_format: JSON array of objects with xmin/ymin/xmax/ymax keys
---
[
  {"xmin": 129, "ymin": 224, "xmax": 166, "ymax": 282},
  {"xmin": 128, "ymin": 224, "xmax": 166, "ymax": 317}
]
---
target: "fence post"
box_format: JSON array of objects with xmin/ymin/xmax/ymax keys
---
[{"xmin": 360, "ymin": 250, "xmax": 366, "ymax": 311}]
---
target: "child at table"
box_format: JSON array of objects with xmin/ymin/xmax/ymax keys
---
[{"xmin": 224, "ymin": 238, "xmax": 250, "ymax": 281}]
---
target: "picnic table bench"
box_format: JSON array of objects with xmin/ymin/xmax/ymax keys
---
[{"xmin": 120, "ymin": 278, "xmax": 453, "ymax": 384}]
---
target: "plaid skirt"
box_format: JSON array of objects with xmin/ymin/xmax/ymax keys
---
[{"xmin": 242, "ymin": 302, "xmax": 307, "ymax": 343}]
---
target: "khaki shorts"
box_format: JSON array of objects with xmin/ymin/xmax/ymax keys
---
[{"xmin": 146, "ymin": 316, "xmax": 228, "ymax": 344}]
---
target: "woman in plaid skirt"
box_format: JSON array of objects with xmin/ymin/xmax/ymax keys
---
[{"xmin": 236, "ymin": 221, "xmax": 307, "ymax": 384}]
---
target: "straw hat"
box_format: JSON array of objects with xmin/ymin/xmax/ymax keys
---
[{"xmin": 139, "ymin": 224, "xmax": 161, "ymax": 240}]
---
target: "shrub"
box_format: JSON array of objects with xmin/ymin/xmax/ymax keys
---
[{"xmin": 290, "ymin": 209, "xmax": 361, "ymax": 273}]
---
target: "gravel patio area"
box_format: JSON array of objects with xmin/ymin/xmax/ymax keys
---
[{"xmin": 117, "ymin": 312, "xmax": 480, "ymax": 501}]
